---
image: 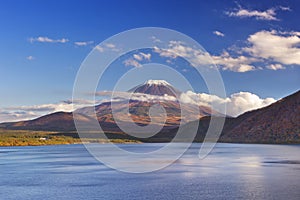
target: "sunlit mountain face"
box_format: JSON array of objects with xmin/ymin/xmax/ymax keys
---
[{"xmin": 80, "ymin": 80, "xmax": 216, "ymax": 128}]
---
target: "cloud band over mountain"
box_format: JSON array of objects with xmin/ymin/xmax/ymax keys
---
[{"xmin": 0, "ymin": 90, "xmax": 276, "ymax": 123}]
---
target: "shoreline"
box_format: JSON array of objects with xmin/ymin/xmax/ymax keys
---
[
  {"xmin": 1, "ymin": 140, "xmax": 299, "ymax": 147},
  {"xmin": 1, "ymin": 129, "xmax": 299, "ymax": 147}
]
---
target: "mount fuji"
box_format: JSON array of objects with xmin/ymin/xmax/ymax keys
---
[{"xmin": 1, "ymin": 80, "xmax": 215, "ymax": 133}]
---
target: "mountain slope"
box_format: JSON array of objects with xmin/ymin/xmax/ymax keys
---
[
  {"xmin": 0, "ymin": 112, "xmax": 96, "ymax": 131},
  {"xmin": 180, "ymin": 90, "xmax": 300, "ymax": 143},
  {"xmin": 221, "ymin": 90, "xmax": 300, "ymax": 143}
]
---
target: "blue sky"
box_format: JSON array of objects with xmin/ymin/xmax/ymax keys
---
[{"xmin": 0, "ymin": 0, "xmax": 299, "ymax": 122}]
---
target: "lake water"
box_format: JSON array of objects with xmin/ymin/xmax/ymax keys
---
[{"xmin": 0, "ymin": 143, "xmax": 299, "ymax": 200}]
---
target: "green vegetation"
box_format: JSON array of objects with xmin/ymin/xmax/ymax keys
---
[
  {"xmin": 0, "ymin": 129, "xmax": 80, "ymax": 146},
  {"xmin": 2, "ymin": 129, "xmax": 298, "ymax": 146},
  {"xmin": 0, "ymin": 129, "xmax": 140, "ymax": 146}
]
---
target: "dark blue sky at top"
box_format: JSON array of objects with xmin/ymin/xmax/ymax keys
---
[{"xmin": 0, "ymin": 0, "xmax": 299, "ymax": 108}]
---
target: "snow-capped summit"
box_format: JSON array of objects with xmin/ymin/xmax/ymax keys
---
[
  {"xmin": 144, "ymin": 80, "xmax": 171, "ymax": 86},
  {"xmin": 128, "ymin": 80, "xmax": 181, "ymax": 97}
]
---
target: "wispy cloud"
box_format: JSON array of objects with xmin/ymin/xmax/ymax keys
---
[
  {"xmin": 95, "ymin": 46, "xmax": 104, "ymax": 52},
  {"xmin": 123, "ymin": 58, "xmax": 142, "ymax": 68},
  {"xmin": 26, "ymin": 55, "xmax": 35, "ymax": 60},
  {"xmin": 151, "ymin": 36, "xmax": 162, "ymax": 43},
  {"xmin": 213, "ymin": 31, "xmax": 225, "ymax": 37},
  {"xmin": 153, "ymin": 41, "xmax": 257, "ymax": 72},
  {"xmin": 226, "ymin": 8, "xmax": 277, "ymax": 20},
  {"xmin": 226, "ymin": 6, "xmax": 290, "ymax": 21},
  {"xmin": 279, "ymin": 6, "xmax": 291, "ymax": 11},
  {"xmin": 95, "ymin": 43, "xmax": 121, "ymax": 53},
  {"xmin": 105, "ymin": 43, "xmax": 116, "ymax": 49},
  {"xmin": 7, "ymin": 102, "xmax": 73, "ymax": 113},
  {"xmin": 133, "ymin": 52, "xmax": 151, "ymax": 61},
  {"xmin": 29, "ymin": 36, "xmax": 69, "ymax": 43},
  {"xmin": 123, "ymin": 52, "xmax": 152, "ymax": 68},
  {"xmin": 266, "ymin": 64, "xmax": 285, "ymax": 70},
  {"xmin": 74, "ymin": 41, "xmax": 94, "ymax": 46},
  {"xmin": 211, "ymin": 52, "xmax": 257, "ymax": 72},
  {"xmin": 0, "ymin": 99, "xmax": 98, "ymax": 123},
  {"xmin": 0, "ymin": 110, "xmax": 38, "ymax": 123},
  {"xmin": 95, "ymin": 90, "xmax": 177, "ymax": 102}
]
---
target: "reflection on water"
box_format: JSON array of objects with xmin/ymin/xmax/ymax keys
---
[{"xmin": 0, "ymin": 143, "xmax": 299, "ymax": 200}]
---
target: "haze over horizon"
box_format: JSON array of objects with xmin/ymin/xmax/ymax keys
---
[{"xmin": 0, "ymin": 0, "xmax": 299, "ymax": 122}]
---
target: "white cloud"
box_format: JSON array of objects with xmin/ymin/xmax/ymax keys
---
[
  {"xmin": 154, "ymin": 29, "xmax": 300, "ymax": 72},
  {"xmin": 0, "ymin": 110, "xmax": 39, "ymax": 123},
  {"xmin": 243, "ymin": 30, "xmax": 300, "ymax": 65},
  {"xmin": 7, "ymin": 103, "xmax": 73, "ymax": 113},
  {"xmin": 279, "ymin": 6, "xmax": 291, "ymax": 11},
  {"xmin": 95, "ymin": 46, "xmax": 104, "ymax": 52},
  {"xmin": 266, "ymin": 64, "xmax": 285, "ymax": 70},
  {"xmin": 29, "ymin": 36, "xmax": 69, "ymax": 43},
  {"xmin": 105, "ymin": 43, "xmax": 121, "ymax": 52},
  {"xmin": 213, "ymin": 31, "xmax": 225, "ymax": 37},
  {"xmin": 226, "ymin": 8, "xmax": 278, "ymax": 20},
  {"xmin": 211, "ymin": 51, "xmax": 257, "ymax": 72},
  {"xmin": 95, "ymin": 89, "xmax": 276, "ymax": 117},
  {"xmin": 154, "ymin": 41, "xmax": 193, "ymax": 59},
  {"xmin": 74, "ymin": 41, "xmax": 94, "ymax": 46},
  {"xmin": 123, "ymin": 59, "xmax": 142, "ymax": 68},
  {"xmin": 95, "ymin": 43, "xmax": 121, "ymax": 53},
  {"xmin": 225, "ymin": 92, "xmax": 275, "ymax": 117},
  {"xmin": 281, "ymin": 31, "xmax": 300, "ymax": 37},
  {"xmin": 151, "ymin": 36, "xmax": 162, "ymax": 43},
  {"xmin": 179, "ymin": 91, "xmax": 276, "ymax": 117},
  {"xmin": 123, "ymin": 52, "xmax": 151, "ymax": 68},
  {"xmin": 0, "ymin": 99, "xmax": 99, "ymax": 123},
  {"xmin": 95, "ymin": 91, "xmax": 177, "ymax": 102},
  {"xmin": 26, "ymin": 55, "xmax": 35, "ymax": 60},
  {"xmin": 154, "ymin": 41, "xmax": 257, "ymax": 72},
  {"xmin": 105, "ymin": 43, "xmax": 116, "ymax": 48},
  {"xmin": 226, "ymin": 6, "xmax": 290, "ymax": 21},
  {"xmin": 133, "ymin": 54, "xmax": 142, "ymax": 61},
  {"xmin": 133, "ymin": 52, "xmax": 151, "ymax": 61}
]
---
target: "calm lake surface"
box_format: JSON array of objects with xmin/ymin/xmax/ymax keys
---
[{"xmin": 0, "ymin": 143, "xmax": 299, "ymax": 200}]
